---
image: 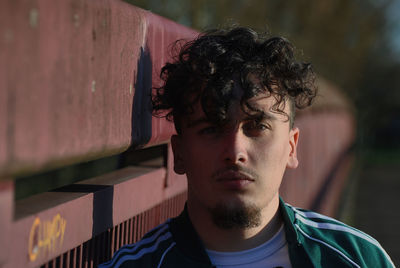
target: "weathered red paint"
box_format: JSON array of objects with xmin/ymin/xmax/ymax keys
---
[
  {"xmin": 0, "ymin": 181, "xmax": 13, "ymax": 266},
  {"xmin": 11, "ymin": 192, "xmax": 92, "ymax": 267},
  {"xmin": 318, "ymin": 154, "xmax": 355, "ymax": 216},
  {"xmin": 145, "ymin": 12, "xmax": 197, "ymax": 146},
  {"xmin": 280, "ymin": 111, "xmax": 355, "ymax": 215},
  {"xmin": 4, "ymin": 165, "xmax": 186, "ymax": 268},
  {"xmin": 0, "ymin": 0, "xmax": 196, "ymax": 178}
]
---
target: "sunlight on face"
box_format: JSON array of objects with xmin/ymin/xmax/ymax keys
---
[{"xmin": 172, "ymin": 88, "xmax": 299, "ymax": 229}]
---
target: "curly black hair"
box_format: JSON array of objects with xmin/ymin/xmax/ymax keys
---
[{"xmin": 152, "ymin": 27, "xmax": 317, "ymax": 133}]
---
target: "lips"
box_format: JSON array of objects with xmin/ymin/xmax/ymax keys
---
[
  {"xmin": 215, "ymin": 170, "xmax": 255, "ymax": 190},
  {"xmin": 215, "ymin": 170, "xmax": 254, "ymax": 181}
]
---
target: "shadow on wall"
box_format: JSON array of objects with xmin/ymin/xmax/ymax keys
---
[
  {"xmin": 48, "ymin": 46, "xmax": 155, "ymax": 266},
  {"xmin": 15, "ymin": 47, "xmax": 155, "ymax": 201},
  {"xmin": 89, "ymin": 46, "xmax": 154, "ymax": 263},
  {"xmin": 130, "ymin": 46, "xmax": 153, "ymax": 149}
]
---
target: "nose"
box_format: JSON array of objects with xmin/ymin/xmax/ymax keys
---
[{"xmin": 222, "ymin": 127, "xmax": 248, "ymax": 164}]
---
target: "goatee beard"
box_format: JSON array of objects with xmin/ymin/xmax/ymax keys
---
[{"xmin": 209, "ymin": 202, "xmax": 261, "ymax": 229}]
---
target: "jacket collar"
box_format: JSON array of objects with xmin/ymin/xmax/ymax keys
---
[
  {"xmin": 169, "ymin": 198, "xmax": 301, "ymax": 264},
  {"xmin": 279, "ymin": 196, "xmax": 301, "ymax": 244},
  {"xmin": 279, "ymin": 197, "xmax": 314, "ymax": 267},
  {"xmin": 169, "ymin": 204, "xmax": 213, "ymax": 264}
]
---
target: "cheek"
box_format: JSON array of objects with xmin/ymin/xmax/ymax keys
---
[
  {"xmin": 252, "ymin": 138, "xmax": 290, "ymax": 166},
  {"xmin": 183, "ymin": 148, "xmax": 213, "ymax": 191},
  {"xmin": 182, "ymin": 143, "xmax": 215, "ymax": 173}
]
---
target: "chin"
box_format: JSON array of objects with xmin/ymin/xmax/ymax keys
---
[{"xmin": 209, "ymin": 199, "xmax": 262, "ymax": 229}]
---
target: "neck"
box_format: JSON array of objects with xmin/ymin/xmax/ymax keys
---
[{"xmin": 187, "ymin": 194, "xmax": 282, "ymax": 252}]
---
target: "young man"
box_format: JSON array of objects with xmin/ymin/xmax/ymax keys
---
[{"xmin": 100, "ymin": 27, "xmax": 394, "ymax": 267}]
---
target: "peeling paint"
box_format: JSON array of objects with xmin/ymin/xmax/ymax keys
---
[
  {"xmin": 91, "ymin": 80, "xmax": 96, "ymax": 92},
  {"xmin": 29, "ymin": 8, "xmax": 39, "ymax": 28},
  {"xmin": 73, "ymin": 13, "xmax": 80, "ymax": 27}
]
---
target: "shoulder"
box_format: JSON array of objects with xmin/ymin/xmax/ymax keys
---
[
  {"xmin": 285, "ymin": 204, "xmax": 395, "ymax": 267},
  {"xmin": 99, "ymin": 220, "xmax": 176, "ymax": 268}
]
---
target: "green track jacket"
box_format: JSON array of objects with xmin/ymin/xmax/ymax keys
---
[{"xmin": 99, "ymin": 198, "xmax": 395, "ymax": 268}]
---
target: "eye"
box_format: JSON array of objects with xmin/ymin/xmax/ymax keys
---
[
  {"xmin": 243, "ymin": 120, "xmax": 271, "ymax": 136},
  {"xmin": 198, "ymin": 126, "xmax": 219, "ymax": 135}
]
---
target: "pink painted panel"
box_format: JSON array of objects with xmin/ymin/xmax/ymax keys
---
[
  {"xmin": 0, "ymin": 181, "xmax": 13, "ymax": 266},
  {"xmin": 280, "ymin": 111, "xmax": 355, "ymax": 210},
  {"xmin": 10, "ymin": 192, "xmax": 93, "ymax": 268},
  {"xmin": 0, "ymin": 0, "xmax": 148, "ymax": 176},
  {"xmin": 145, "ymin": 12, "xmax": 198, "ymax": 146},
  {"xmin": 6, "ymin": 165, "xmax": 187, "ymax": 268},
  {"xmin": 0, "ymin": 0, "xmax": 200, "ymax": 177},
  {"xmin": 319, "ymin": 155, "xmax": 354, "ymax": 217},
  {"xmin": 0, "ymin": 0, "xmax": 12, "ymax": 176},
  {"xmin": 112, "ymin": 168, "xmax": 167, "ymax": 224}
]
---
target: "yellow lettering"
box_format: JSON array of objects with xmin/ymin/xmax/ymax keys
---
[
  {"xmin": 28, "ymin": 214, "xmax": 67, "ymax": 262},
  {"xmin": 28, "ymin": 217, "xmax": 40, "ymax": 262},
  {"xmin": 59, "ymin": 216, "xmax": 66, "ymax": 247}
]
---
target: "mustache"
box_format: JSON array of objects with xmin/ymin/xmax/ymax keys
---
[{"xmin": 212, "ymin": 165, "xmax": 259, "ymax": 181}]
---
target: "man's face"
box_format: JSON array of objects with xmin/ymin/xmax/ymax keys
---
[{"xmin": 171, "ymin": 89, "xmax": 299, "ymax": 228}]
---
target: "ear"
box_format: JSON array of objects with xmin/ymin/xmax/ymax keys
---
[
  {"xmin": 171, "ymin": 134, "xmax": 186, "ymax": 175},
  {"xmin": 286, "ymin": 127, "xmax": 299, "ymax": 169}
]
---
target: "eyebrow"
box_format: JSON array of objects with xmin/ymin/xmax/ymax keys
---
[
  {"xmin": 244, "ymin": 110, "xmax": 277, "ymax": 121},
  {"xmin": 186, "ymin": 110, "xmax": 278, "ymax": 129}
]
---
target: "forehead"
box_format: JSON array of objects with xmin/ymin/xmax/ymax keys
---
[
  {"xmin": 246, "ymin": 93, "xmax": 281, "ymax": 110},
  {"xmin": 186, "ymin": 91, "xmax": 288, "ymax": 125}
]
